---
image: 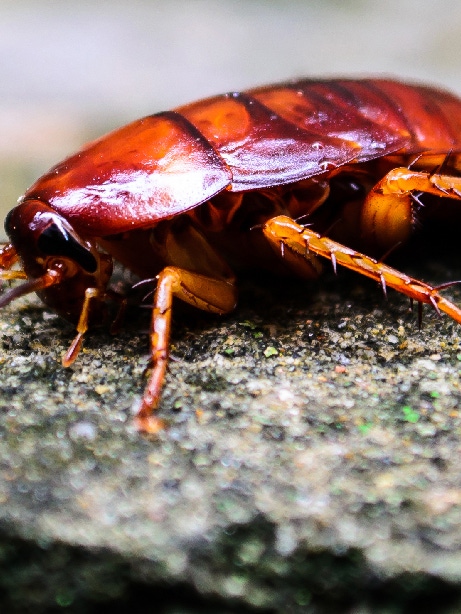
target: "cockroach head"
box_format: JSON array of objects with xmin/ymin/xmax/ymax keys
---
[{"xmin": 5, "ymin": 199, "xmax": 97, "ymax": 279}]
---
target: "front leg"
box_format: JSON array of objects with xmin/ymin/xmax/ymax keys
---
[
  {"xmin": 62, "ymin": 287, "xmax": 101, "ymax": 367},
  {"xmin": 135, "ymin": 266, "xmax": 237, "ymax": 433}
]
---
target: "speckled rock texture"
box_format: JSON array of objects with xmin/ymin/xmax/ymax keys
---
[{"xmin": 1, "ymin": 253, "xmax": 461, "ymax": 613}]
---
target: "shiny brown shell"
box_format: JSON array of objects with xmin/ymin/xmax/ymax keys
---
[{"xmin": 21, "ymin": 79, "xmax": 461, "ymax": 236}]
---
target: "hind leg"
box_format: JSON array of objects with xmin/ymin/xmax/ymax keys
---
[{"xmin": 263, "ymin": 215, "xmax": 461, "ymax": 324}]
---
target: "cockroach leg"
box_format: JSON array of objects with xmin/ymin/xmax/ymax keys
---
[
  {"xmin": 0, "ymin": 270, "xmax": 27, "ymax": 282},
  {"xmin": 0, "ymin": 244, "xmax": 24, "ymax": 287},
  {"xmin": 361, "ymin": 167, "xmax": 461, "ymax": 251},
  {"xmin": 330, "ymin": 251, "xmax": 337, "ymax": 275},
  {"xmin": 0, "ymin": 265, "xmax": 64, "ymax": 309},
  {"xmin": 380, "ymin": 273, "xmax": 387, "ymax": 298},
  {"xmin": 106, "ymin": 290, "xmax": 128, "ymax": 335},
  {"xmin": 263, "ymin": 215, "xmax": 461, "ymax": 325},
  {"xmin": 135, "ymin": 266, "xmax": 237, "ymax": 434},
  {"xmin": 0, "ymin": 243, "xmax": 18, "ymax": 270},
  {"xmin": 62, "ymin": 287, "xmax": 101, "ymax": 367}
]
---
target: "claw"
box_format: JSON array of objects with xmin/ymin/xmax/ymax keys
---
[
  {"xmin": 380, "ymin": 273, "xmax": 387, "ymax": 299},
  {"xmin": 330, "ymin": 251, "xmax": 337, "ymax": 275}
]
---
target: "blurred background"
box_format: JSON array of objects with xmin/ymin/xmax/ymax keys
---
[{"xmin": 1, "ymin": 0, "xmax": 461, "ymax": 239}]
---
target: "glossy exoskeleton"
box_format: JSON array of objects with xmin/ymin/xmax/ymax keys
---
[{"xmin": 3, "ymin": 78, "xmax": 461, "ymax": 432}]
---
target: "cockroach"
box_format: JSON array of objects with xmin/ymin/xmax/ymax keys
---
[{"xmin": 3, "ymin": 77, "xmax": 461, "ymax": 432}]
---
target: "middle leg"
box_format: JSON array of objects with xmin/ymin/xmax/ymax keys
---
[{"xmin": 135, "ymin": 265, "xmax": 237, "ymax": 433}]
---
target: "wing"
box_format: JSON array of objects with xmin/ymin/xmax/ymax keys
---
[{"xmin": 24, "ymin": 78, "xmax": 461, "ymax": 236}]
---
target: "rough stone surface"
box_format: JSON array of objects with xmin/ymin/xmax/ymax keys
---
[{"xmin": 1, "ymin": 254, "xmax": 461, "ymax": 612}]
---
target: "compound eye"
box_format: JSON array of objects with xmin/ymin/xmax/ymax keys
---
[{"xmin": 37, "ymin": 222, "xmax": 98, "ymax": 273}]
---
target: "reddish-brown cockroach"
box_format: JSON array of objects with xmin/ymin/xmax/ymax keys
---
[{"xmin": 3, "ymin": 78, "xmax": 461, "ymax": 432}]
